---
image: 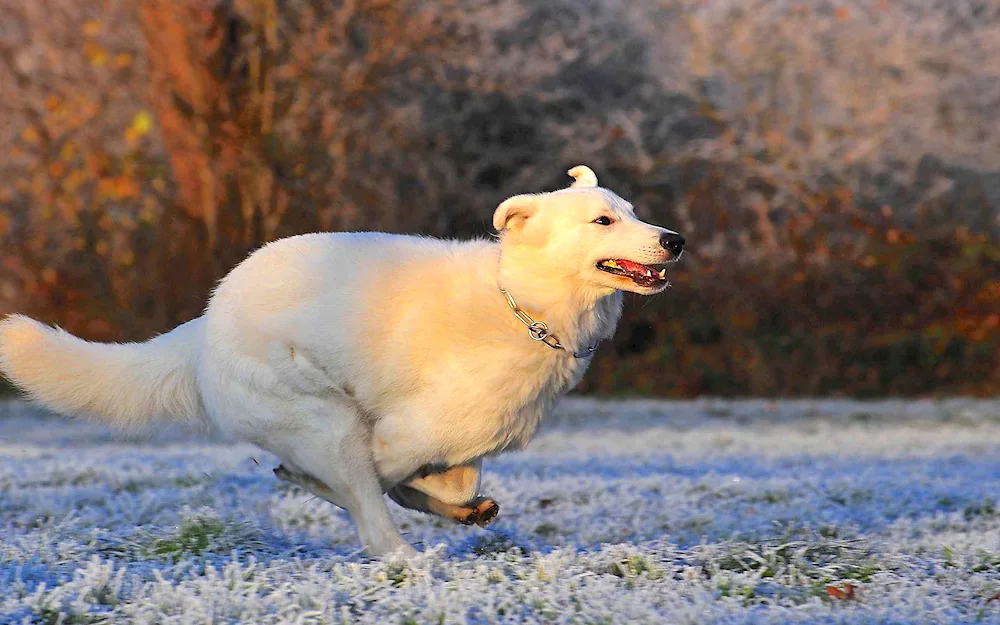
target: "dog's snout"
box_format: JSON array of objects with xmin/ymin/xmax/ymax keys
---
[{"xmin": 659, "ymin": 232, "xmax": 685, "ymax": 255}]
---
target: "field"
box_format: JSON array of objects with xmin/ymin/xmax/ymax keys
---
[{"xmin": 2, "ymin": 398, "xmax": 1000, "ymax": 624}]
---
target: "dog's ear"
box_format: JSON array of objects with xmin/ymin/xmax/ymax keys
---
[
  {"xmin": 567, "ymin": 165, "xmax": 598, "ymax": 188},
  {"xmin": 493, "ymin": 194, "xmax": 540, "ymax": 231}
]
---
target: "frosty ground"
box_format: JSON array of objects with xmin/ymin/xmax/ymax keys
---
[{"xmin": 2, "ymin": 399, "xmax": 1000, "ymax": 624}]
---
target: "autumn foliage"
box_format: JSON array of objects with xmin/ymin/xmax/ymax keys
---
[{"xmin": 1, "ymin": 0, "xmax": 998, "ymax": 396}]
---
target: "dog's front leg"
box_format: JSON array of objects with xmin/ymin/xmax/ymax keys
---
[{"xmin": 387, "ymin": 461, "xmax": 500, "ymax": 527}]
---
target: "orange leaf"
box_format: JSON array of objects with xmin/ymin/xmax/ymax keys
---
[
  {"xmin": 59, "ymin": 142, "xmax": 77, "ymax": 162},
  {"xmin": 114, "ymin": 176, "xmax": 140, "ymax": 199},
  {"xmin": 96, "ymin": 178, "xmax": 115, "ymax": 199},
  {"xmin": 83, "ymin": 41, "xmax": 109, "ymax": 66},
  {"xmin": 47, "ymin": 162, "xmax": 66, "ymax": 179},
  {"xmin": 826, "ymin": 583, "xmax": 855, "ymax": 600},
  {"xmin": 21, "ymin": 126, "xmax": 40, "ymax": 144},
  {"xmin": 82, "ymin": 20, "xmax": 102, "ymax": 37}
]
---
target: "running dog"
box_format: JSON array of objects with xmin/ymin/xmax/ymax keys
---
[{"xmin": 0, "ymin": 166, "xmax": 685, "ymax": 557}]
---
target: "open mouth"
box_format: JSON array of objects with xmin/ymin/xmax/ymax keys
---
[{"xmin": 597, "ymin": 259, "xmax": 671, "ymax": 288}]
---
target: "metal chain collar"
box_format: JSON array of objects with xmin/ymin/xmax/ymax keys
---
[{"xmin": 499, "ymin": 286, "xmax": 600, "ymax": 359}]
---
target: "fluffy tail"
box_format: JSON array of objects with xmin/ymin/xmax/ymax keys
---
[{"xmin": 0, "ymin": 315, "xmax": 203, "ymax": 429}]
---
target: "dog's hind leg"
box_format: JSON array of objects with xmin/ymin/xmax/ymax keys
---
[
  {"xmin": 271, "ymin": 405, "xmax": 414, "ymax": 558},
  {"xmin": 388, "ymin": 461, "xmax": 500, "ymax": 527}
]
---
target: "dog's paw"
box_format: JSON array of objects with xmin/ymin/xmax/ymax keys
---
[{"xmin": 468, "ymin": 497, "xmax": 500, "ymax": 527}]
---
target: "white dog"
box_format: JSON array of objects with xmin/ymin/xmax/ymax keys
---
[{"xmin": 0, "ymin": 166, "xmax": 684, "ymax": 557}]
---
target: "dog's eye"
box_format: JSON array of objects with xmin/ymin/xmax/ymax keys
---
[{"xmin": 593, "ymin": 216, "xmax": 613, "ymax": 226}]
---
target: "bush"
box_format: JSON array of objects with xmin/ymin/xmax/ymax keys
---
[{"xmin": 1, "ymin": 0, "xmax": 997, "ymax": 396}]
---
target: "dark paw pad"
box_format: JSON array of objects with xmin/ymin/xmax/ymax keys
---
[{"xmin": 470, "ymin": 497, "xmax": 500, "ymax": 527}]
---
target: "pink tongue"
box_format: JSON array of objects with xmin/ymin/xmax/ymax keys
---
[{"xmin": 615, "ymin": 260, "xmax": 651, "ymax": 274}]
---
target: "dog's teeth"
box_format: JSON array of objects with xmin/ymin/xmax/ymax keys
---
[
  {"xmin": 658, "ymin": 268, "xmax": 666, "ymax": 279},
  {"xmin": 645, "ymin": 269, "xmax": 652, "ymax": 277}
]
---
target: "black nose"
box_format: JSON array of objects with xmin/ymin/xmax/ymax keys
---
[{"xmin": 659, "ymin": 232, "xmax": 685, "ymax": 255}]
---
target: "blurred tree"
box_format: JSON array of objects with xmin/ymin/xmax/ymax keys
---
[
  {"xmin": 139, "ymin": 0, "xmax": 466, "ymax": 272},
  {"xmin": 0, "ymin": 0, "xmax": 997, "ymax": 396}
]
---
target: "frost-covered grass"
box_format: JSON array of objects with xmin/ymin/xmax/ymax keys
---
[{"xmin": 2, "ymin": 398, "xmax": 1000, "ymax": 624}]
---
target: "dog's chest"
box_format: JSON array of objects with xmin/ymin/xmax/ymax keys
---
[
  {"xmin": 501, "ymin": 353, "xmax": 589, "ymax": 445},
  {"xmin": 370, "ymin": 339, "xmax": 596, "ymax": 479},
  {"xmin": 426, "ymin": 352, "xmax": 589, "ymax": 466},
  {"xmin": 472, "ymin": 303, "xmax": 619, "ymax": 456},
  {"xmin": 369, "ymin": 292, "xmax": 621, "ymax": 470}
]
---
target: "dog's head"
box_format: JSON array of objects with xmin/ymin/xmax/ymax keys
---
[{"xmin": 494, "ymin": 166, "xmax": 684, "ymax": 296}]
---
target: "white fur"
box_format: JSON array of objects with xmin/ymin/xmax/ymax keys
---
[
  {"xmin": 0, "ymin": 167, "xmax": 680, "ymax": 557},
  {"xmin": 567, "ymin": 165, "xmax": 599, "ymax": 187},
  {"xmin": 0, "ymin": 315, "xmax": 203, "ymax": 429}
]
